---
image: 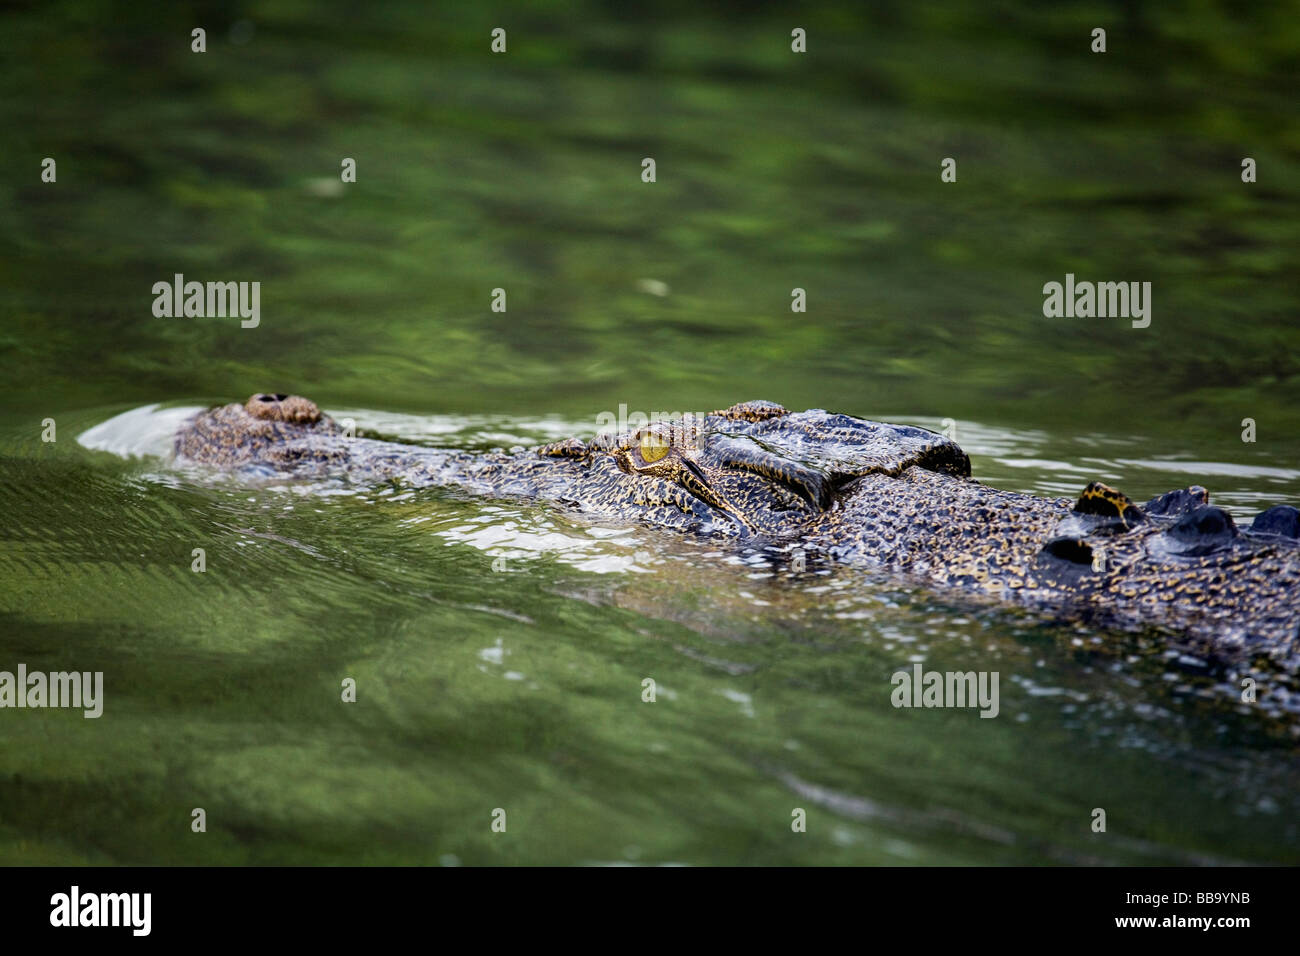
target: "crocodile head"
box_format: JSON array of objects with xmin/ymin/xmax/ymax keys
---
[
  {"xmin": 177, "ymin": 393, "xmax": 971, "ymax": 540},
  {"xmin": 539, "ymin": 401, "xmax": 971, "ymax": 537}
]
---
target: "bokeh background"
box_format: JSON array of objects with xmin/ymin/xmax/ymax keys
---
[
  {"xmin": 1, "ymin": 1, "xmax": 1298, "ymax": 866},
  {"xmin": 3, "ymin": 0, "xmax": 1298, "ymax": 430}
]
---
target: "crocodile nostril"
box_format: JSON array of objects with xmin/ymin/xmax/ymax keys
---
[{"xmin": 246, "ymin": 393, "xmax": 321, "ymax": 423}]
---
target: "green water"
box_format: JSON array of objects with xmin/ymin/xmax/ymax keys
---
[{"xmin": 2, "ymin": 2, "xmax": 1298, "ymax": 865}]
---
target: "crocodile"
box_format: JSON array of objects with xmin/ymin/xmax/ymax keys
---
[{"xmin": 174, "ymin": 393, "xmax": 1300, "ymax": 667}]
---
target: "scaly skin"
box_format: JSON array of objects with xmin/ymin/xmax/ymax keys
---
[{"xmin": 174, "ymin": 394, "xmax": 1300, "ymax": 669}]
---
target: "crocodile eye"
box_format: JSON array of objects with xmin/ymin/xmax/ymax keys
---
[{"xmin": 639, "ymin": 431, "xmax": 669, "ymax": 463}]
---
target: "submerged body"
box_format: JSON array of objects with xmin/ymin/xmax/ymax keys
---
[{"xmin": 175, "ymin": 394, "xmax": 1300, "ymax": 667}]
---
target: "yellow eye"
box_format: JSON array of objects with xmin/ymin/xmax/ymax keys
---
[{"xmin": 639, "ymin": 431, "xmax": 669, "ymax": 463}]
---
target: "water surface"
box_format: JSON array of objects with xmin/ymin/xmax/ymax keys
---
[{"xmin": 1, "ymin": 400, "xmax": 1295, "ymax": 865}]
